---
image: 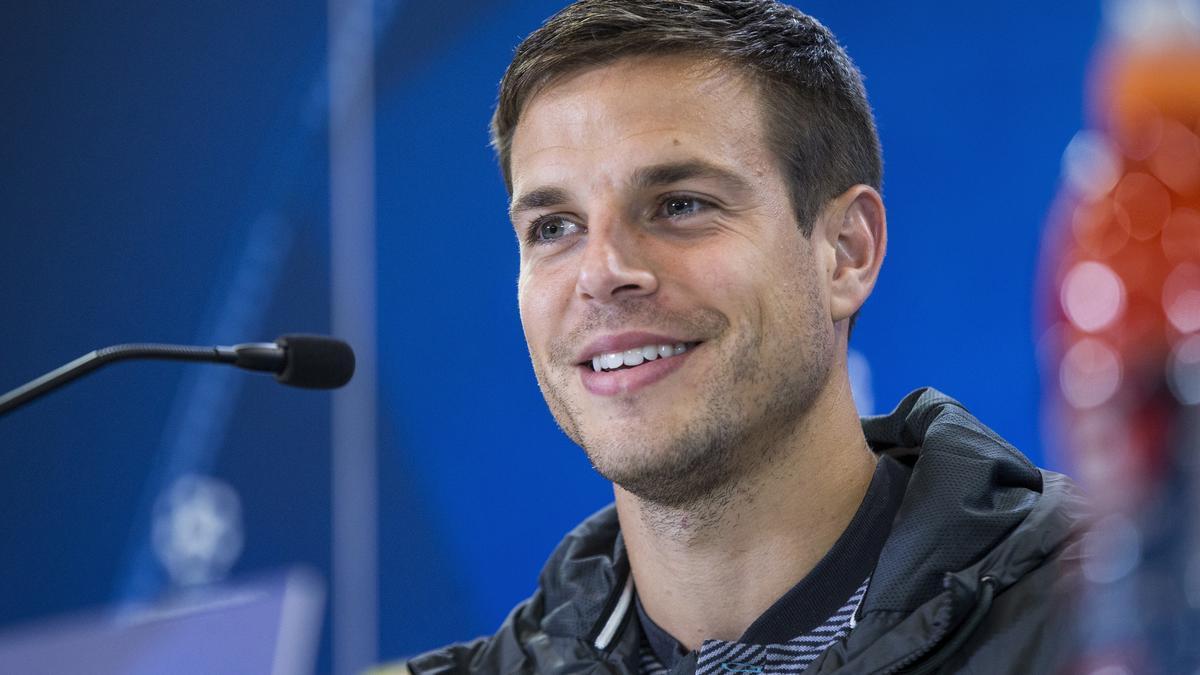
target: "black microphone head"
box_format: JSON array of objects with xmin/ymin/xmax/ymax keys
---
[{"xmin": 274, "ymin": 335, "xmax": 355, "ymax": 389}]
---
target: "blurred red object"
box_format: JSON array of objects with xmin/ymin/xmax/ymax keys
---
[{"xmin": 1041, "ymin": 8, "xmax": 1200, "ymax": 672}]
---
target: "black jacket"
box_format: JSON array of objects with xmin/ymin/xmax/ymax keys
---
[{"xmin": 406, "ymin": 388, "xmax": 1086, "ymax": 674}]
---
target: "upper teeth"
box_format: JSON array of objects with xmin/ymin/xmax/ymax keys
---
[{"xmin": 591, "ymin": 343, "xmax": 689, "ymax": 372}]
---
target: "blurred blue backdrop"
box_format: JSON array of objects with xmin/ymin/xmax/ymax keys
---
[{"xmin": 0, "ymin": 1, "xmax": 1099, "ymax": 673}]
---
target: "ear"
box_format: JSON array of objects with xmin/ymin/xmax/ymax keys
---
[{"xmin": 819, "ymin": 185, "xmax": 887, "ymax": 323}]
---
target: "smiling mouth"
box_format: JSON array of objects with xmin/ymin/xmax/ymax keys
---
[{"xmin": 583, "ymin": 342, "xmax": 699, "ymax": 372}]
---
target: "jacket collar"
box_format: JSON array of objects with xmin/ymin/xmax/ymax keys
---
[
  {"xmin": 535, "ymin": 388, "xmax": 1083, "ymax": 664},
  {"xmin": 861, "ymin": 387, "xmax": 1048, "ymax": 615}
]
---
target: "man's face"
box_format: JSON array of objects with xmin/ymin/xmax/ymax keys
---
[{"xmin": 509, "ymin": 56, "xmax": 837, "ymax": 506}]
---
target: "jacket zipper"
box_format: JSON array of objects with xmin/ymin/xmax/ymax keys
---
[{"xmin": 875, "ymin": 576, "xmax": 997, "ymax": 675}]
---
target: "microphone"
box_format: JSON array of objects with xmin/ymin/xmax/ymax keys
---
[{"xmin": 0, "ymin": 335, "xmax": 355, "ymax": 417}]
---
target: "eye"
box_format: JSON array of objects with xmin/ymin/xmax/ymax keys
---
[
  {"xmin": 659, "ymin": 196, "xmax": 707, "ymax": 218},
  {"xmin": 529, "ymin": 216, "xmax": 580, "ymax": 244}
]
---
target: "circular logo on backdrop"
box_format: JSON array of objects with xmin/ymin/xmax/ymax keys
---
[{"xmin": 151, "ymin": 474, "xmax": 244, "ymax": 586}]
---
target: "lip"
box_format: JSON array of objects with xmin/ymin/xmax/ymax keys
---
[{"xmin": 577, "ymin": 335, "xmax": 700, "ymax": 397}]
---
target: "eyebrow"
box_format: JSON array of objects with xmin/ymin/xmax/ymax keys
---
[
  {"xmin": 508, "ymin": 160, "xmax": 752, "ymax": 220},
  {"xmin": 631, "ymin": 160, "xmax": 753, "ymax": 195},
  {"xmin": 509, "ymin": 186, "xmax": 571, "ymax": 220}
]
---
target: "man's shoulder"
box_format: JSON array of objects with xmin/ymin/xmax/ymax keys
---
[
  {"xmin": 403, "ymin": 506, "xmax": 634, "ymax": 675},
  {"xmin": 818, "ymin": 387, "xmax": 1086, "ymax": 673},
  {"xmin": 862, "ymin": 387, "xmax": 1085, "ymax": 612}
]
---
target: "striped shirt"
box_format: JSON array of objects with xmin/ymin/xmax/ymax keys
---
[
  {"xmin": 638, "ymin": 577, "xmax": 869, "ymax": 675},
  {"xmin": 633, "ymin": 455, "xmax": 909, "ymax": 675}
]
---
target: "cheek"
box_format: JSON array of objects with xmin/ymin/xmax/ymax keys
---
[
  {"xmin": 516, "ymin": 273, "xmax": 540, "ymax": 341},
  {"xmin": 517, "ymin": 263, "xmax": 566, "ymax": 347},
  {"xmin": 740, "ymin": 243, "xmax": 822, "ymax": 335},
  {"xmin": 772, "ymin": 252, "xmax": 829, "ymax": 337}
]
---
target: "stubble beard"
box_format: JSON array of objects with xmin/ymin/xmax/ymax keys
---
[{"xmin": 530, "ymin": 292, "xmax": 834, "ymax": 519}]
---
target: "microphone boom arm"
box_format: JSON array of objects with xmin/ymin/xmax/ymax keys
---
[{"xmin": 0, "ymin": 342, "xmax": 291, "ymax": 417}]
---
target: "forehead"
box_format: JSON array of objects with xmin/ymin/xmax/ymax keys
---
[{"xmin": 508, "ymin": 55, "xmax": 775, "ymax": 196}]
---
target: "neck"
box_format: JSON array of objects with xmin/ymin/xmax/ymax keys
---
[{"xmin": 615, "ymin": 369, "xmax": 876, "ymax": 651}]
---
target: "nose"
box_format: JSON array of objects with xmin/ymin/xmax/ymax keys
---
[{"xmin": 575, "ymin": 218, "xmax": 659, "ymax": 303}]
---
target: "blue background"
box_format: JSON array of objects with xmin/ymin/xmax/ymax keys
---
[{"xmin": 0, "ymin": 1, "xmax": 1099, "ymax": 672}]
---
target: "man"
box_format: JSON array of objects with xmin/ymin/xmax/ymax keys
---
[{"xmin": 403, "ymin": 1, "xmax": 1084, "ymax": 673}]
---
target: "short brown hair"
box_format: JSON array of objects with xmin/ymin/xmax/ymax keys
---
[{"xmin": 491, "ymin": 0, "xmax": 883, "ymax": 237}]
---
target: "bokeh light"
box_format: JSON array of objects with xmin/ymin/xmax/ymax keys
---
[
  {"xmin": 1168, "ymin": 333, "xmax": 1200, "ymax": 404},
  {"xmin": 1163, "ymin": 263, "xmax": 1200, "ymax": 333},
  {"xmin": 1148, "ymin": 119, "xmax": 1200, "ymax": 195},
  {"xmin": 1073, "ymin": 197, "xmax": 1133, "ymax": 258},
  {"xmin": 1062, "ymin": 261, "xmax": 1127, "ymax": 332},
  {"xmin": 1064, "ymin": 130, "xmax": 1124, "ymax": 200},
  {"xmin": 1060, "ymin": 337, "xmax": 1124, "ymax": 409},
  {"xmin": 1113, "ymin": 172, "xmax": 1171, "ymax": 240},
  {"xmin": 1081, "ymin": 513, "xmax": 1143, "ymax": 585}
]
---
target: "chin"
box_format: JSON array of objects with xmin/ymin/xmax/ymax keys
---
[{"xmin": 579, "ymin": 420, "xmax": 742, "ymax": 508}]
